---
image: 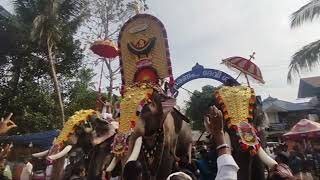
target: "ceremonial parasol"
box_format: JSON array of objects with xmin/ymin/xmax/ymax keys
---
[
  {"xmin": 222, "ymin": 52, "xmax": 265, "ymax": 86},
  {"xmin": 283, "ymin": 119, "xmax": 320, "ymax": 139},
  {"xmin": 90, "ymin": 39, "xmax": 119, "ymax": 58}
]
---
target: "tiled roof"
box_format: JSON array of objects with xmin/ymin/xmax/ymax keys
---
[
  {"xmin": 263, "ymin": 96, "xmax": 314, "ymax": 112},
  {"xmin": 301, "ymin": 76, "xmax": 320, "ymax": 88}
]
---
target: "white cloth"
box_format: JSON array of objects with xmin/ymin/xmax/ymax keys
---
[
  {"xmin": 215, "ymin": 154, "xmax": 239, "ymax": 180},
  {"xmin": 20, "ymin": 162, "xmax": 33, "ymax": 180},
  {"xmin": 166, "ymin": 172, "xmax": 192, "ymax": 180}
]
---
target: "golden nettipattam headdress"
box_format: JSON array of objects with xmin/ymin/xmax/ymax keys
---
[{"xmin": 215, "ymin": 86, "xmax": 261, "ymax": 155}]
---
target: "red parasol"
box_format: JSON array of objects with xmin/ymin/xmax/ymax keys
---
[
  {"xmin": 90, "ymin": 39, "xmax": 119, "ymax": 58},
  {"xmin": 283, "ymin": 119, "xmax": 320, "ymax": 139},
  {"xmin": 222, "ymin": 52, "xmax": 265, "ymax": 86}
]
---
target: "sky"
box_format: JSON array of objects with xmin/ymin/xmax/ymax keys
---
[{"xmin": 2, "ymin": 0, "xmax": 320, "ymax": 108}]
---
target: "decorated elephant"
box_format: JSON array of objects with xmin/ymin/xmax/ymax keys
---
[
  {"xmin": 106, "ymin": 84, "xmax": 193, "ymax": 180},
  {"xmin": 32, "ymin": 109, "xmax": 117, "ymax": 180},
  {"xmin": 204, "ymin": 85, "xmax": 277, "ymax": 180}
]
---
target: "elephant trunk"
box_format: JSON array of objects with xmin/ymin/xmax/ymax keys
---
[
  {"xmin": 48, "ymin": 145, "xmax": 72, "ymax": 161},
  {"xmin": 32, "ymin": 150, "xmax": 49, "ymax": 158},
  {"xmin": 224, "ymin": 132, "xmax": 277, "ymax": 169},
  {"xmin": 51, "ymin": 156, "xmax": 66, "ymax": 180},
  {"xmin": 126, "ymin": 136, "xmax": 143, "ymax": 163}
]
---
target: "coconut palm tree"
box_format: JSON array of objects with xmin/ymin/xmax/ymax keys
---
[
  {"xmin": 13, "ymin": 0, "xmax": 87, "ymax": 126},
  {"xmin": 288, "ymin": 0, "xmax": 320, "ymax": 82}
]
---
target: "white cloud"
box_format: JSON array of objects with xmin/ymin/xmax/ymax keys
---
[{"xmin": 147, "ymin": 0, "xmax": 320, "ymax": 106}]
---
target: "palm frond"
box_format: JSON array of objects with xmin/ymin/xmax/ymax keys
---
[
  {"xmin": 287, "ymin": 39, "xmax": 320, "ymax": 83},
  {"xmin": 291, "ymin": 0, "xmax": 320, "ymax": 28},
  {"xmin": 30, "ymin": 15, "xmax": 46, "ymax": 41}
]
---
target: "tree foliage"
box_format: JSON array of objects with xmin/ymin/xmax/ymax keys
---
[
  {"xmin": 288, "ymin": 0, "xmax": 320, "ymax": 82},
  {"xmin": 80, "ymin": 0, "xmax": 148, "ymax": 100},
  {"xmin": 185, "ymin": 85, "xmax": 216, "ymax": 130},
  {"xmin": 0, "ymin": 0, "xmax": 85, "ymax": 133},
  {"xmin": 66, "ymin": 68, "xmax": 97, "ymax": 116}
]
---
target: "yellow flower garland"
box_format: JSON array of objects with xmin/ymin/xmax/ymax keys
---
[{"xmin": 54, "ymin": 109, "xmax": 97, "ymax": 145}]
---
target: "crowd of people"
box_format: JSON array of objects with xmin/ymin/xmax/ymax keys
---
[
  {"xmin": 265, "ymin": 142, "xmax": 320, "ymax": 180},
  {"xmin": 0, "ymin": 104, "xmax": 319, "ymax": 180}
]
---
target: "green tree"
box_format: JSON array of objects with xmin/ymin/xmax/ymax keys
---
[
  {"xmin": 66, "ymin": 68, "xmax": 97, "ymax": 115},
  {"xmin": 185, "ymin": 85, "xmax": 216, "ymax": 130},
  {"xmin": 80, "ymin": 0, "xmax": 148, "ymax": 100},
  {"xmin": 288, "ymin": 1, "xmax": 320, "ymax": 82},
  {"xmin": 0, "ymin": 1, "xmax": 85, "ymax": 132},
  {"xmin": 14, "ymin": 0, "xmax": 87, "ymax": 126}
]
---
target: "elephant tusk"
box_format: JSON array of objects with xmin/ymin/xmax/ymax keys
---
[
  {"xmin": 47, "ymin": 145, "xmax": 72, "ymax": 161},
  {"xmin": 126, "ymin": 136, "xmax": 142, "ymax": 163},
  {"xmin": 257, "ymin": 148, "xmax": 277, "ymax": 168},
  {"xmin": 92, "ymin": 130, "xmax": 115, "ymax": 146},
  {"xmin": 32, "ymin": 150, "xmax": 49, "ymax": 158},
  {"xmin": 106, "ymin": 157, "xmax": 119, "ymax": 172}
]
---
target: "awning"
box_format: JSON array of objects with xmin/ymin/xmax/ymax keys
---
[
  {"xmin": 0, "ymin": 130, "xmax": 59, "ymax": 149},
  {"xmin": 283, "ymin": 119, "xmax": 320, "ymax": 139}
]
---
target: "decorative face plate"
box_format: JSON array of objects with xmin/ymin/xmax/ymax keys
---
[
  {"xmin": 215, "ymin": 86, "xmax": 260, "ymax": 155},
  {"xmin": 112, "ymin": 83, "xmax": 155, "ymax": 156},
  {"xmin": 118, "ymin": 14, "xmax": 173, "ymax": 87}
]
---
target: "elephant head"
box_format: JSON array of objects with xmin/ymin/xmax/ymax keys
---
[
  {"xmin": 32, "ymin": 109, "xmax": 117, "ymax": 180},
  {"xmin": 106, "ymin": 84, "xmax": 192, "ymax": 180},
  {"xmin": 212, "ymin": 86, "xmax": 277, "ymax": 180}
]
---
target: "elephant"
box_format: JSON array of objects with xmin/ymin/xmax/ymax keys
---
[
  {"xmin": 106, "ymin": 89, "xmax": 193, "ymax": 180},
  {"xmin": 32, "ymin": 110, "xmax": 117, "ymax": 180},
  {"xmin": 207, "ymin": 86, "xmax": 277, "ymax": 180}
]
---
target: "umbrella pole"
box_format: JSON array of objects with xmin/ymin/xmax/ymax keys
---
[
  {"xmin": 236, "ymin": 72, "xmax": 242, "ymax": 80},
  {"xmin": 245, "ymin": 74, "xmax": 250, "ymax": 87}
]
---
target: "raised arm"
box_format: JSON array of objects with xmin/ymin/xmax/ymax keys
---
[{"xmin": 204, "ymin": 106, "xmax": 239, "ymax": 180}]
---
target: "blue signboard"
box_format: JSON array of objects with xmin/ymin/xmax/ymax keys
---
[{"xmin": 173, "ymin": 63, "xmax": 239, "ymax": 96}]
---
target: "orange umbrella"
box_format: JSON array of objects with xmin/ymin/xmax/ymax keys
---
[{"xmin": 90, "ymin": 39, "xmax": 119, "ymax": 58}]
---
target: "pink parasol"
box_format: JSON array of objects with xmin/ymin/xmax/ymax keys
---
[
  {"xmin": 222, "ymin": 52, "xmax": 265, "ymax": 86},
  {"xmin": 283, "ymin": 119, "xmax": 320, "ymax": 139}
]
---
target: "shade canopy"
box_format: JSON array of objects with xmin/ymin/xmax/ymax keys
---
[
  {"xmin": 222, "ymin": 56, "xmax": 265, "ymax": 84},
  {"xmin": 0, "ymin": 130, "xmax": 59, "ymax": 149},
  {"xmin": 90, "ymin": 39, "xmax": 119, "ymax": 58},
  {"xmin": 283, "ymin": 119, "xmax": 320, "ymax": 139}
]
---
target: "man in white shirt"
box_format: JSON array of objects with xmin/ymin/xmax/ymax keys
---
[{"xmin": 20, "ymin": 159, "xmax": 33, "ymax": 180}]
